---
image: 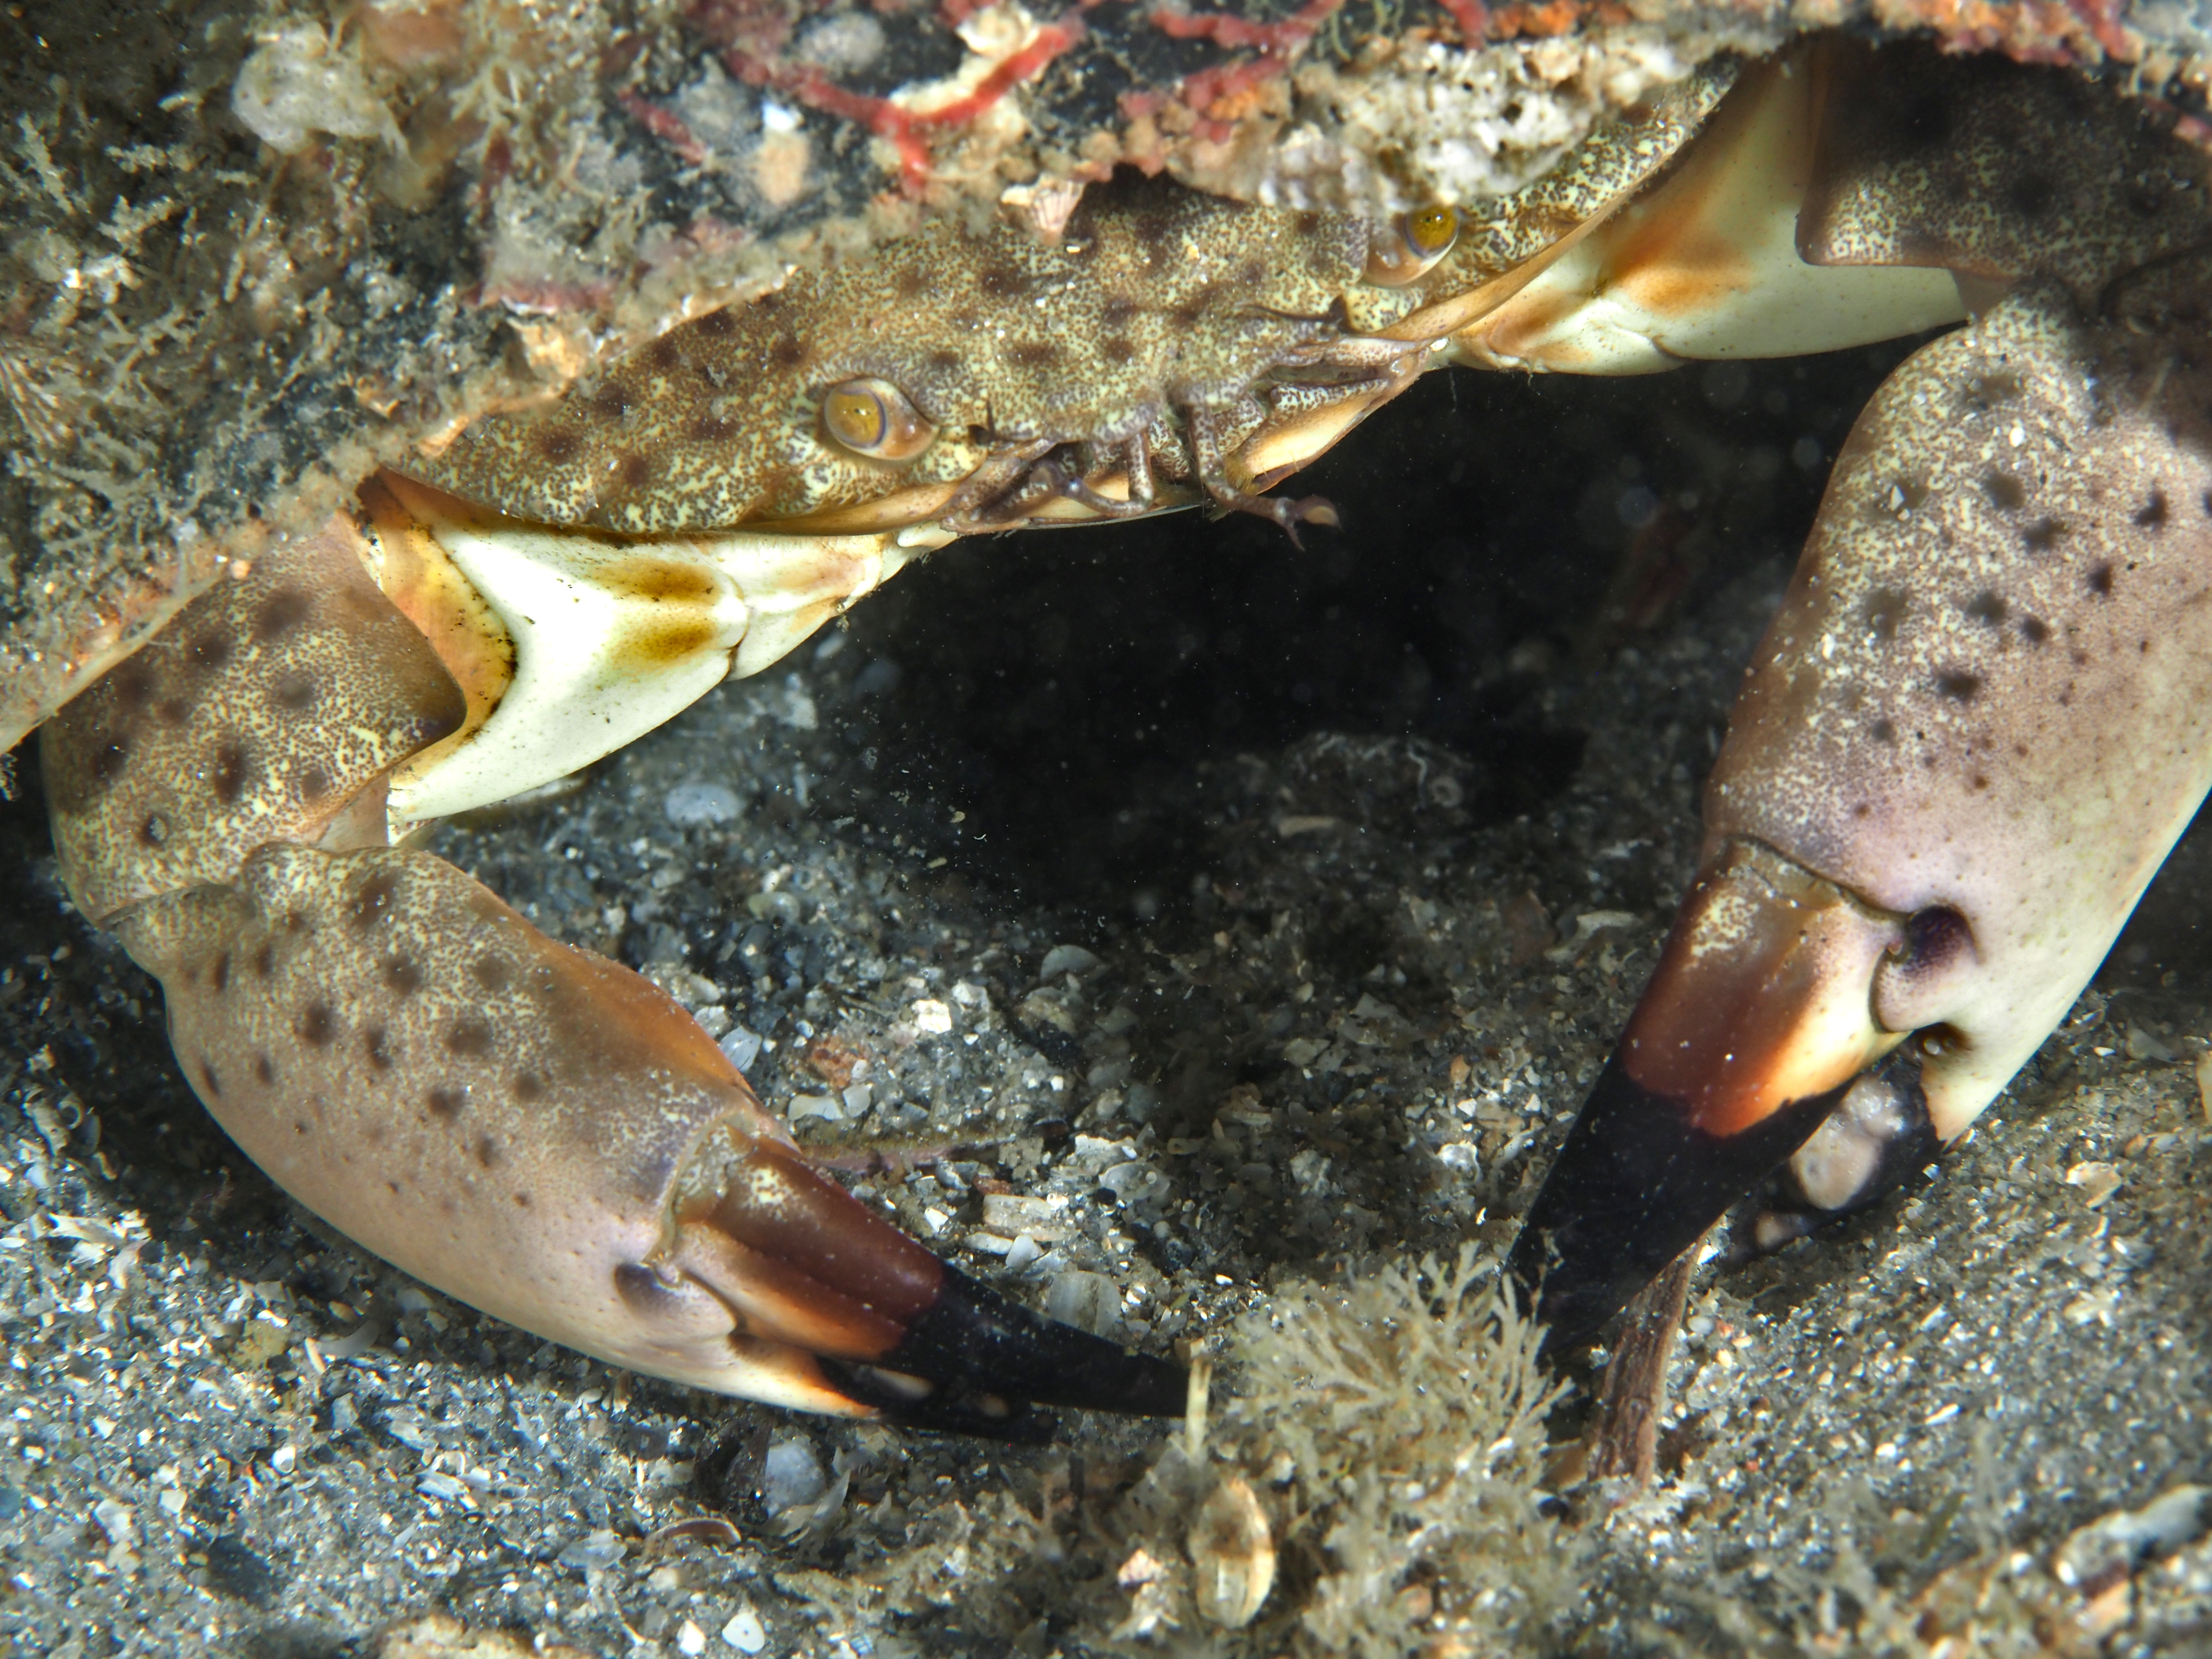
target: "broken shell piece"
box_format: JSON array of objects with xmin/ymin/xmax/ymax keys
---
[
  {"xmin": 1001, "ymin": 177, "xmax": 1087, "ymax": 242},
  {"xmin": 1187, "ymin": 1476, "xmax": 1274, "ymax": 1629},
  {"xmin": 2064, "ymin": 1160, "xmax": 2123, "ymax": 1208}
]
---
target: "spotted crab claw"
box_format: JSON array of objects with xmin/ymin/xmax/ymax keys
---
[
  {"xmin": 118, "ymin": 843, "xmax": 1184, "ymax": 1435},
  {"xmin": 43, "ymin": 509, "xmax": 1185, "ymax": 1437},
  {"xmin": 1508, "ymin": 43, "xmax": 2212, "ymax": 1350}
]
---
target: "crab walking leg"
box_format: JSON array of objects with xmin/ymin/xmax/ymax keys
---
[
  {"xmin": 43, "ymin": 525, "xmax": 1186, "ymax": 1431},
  {"xmin": 1511, "ymin": 279, "xmax": 2212, "ymax": 1349}
]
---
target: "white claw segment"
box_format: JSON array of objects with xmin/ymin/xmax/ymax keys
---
[
  {"xmin": 1451, "ymin": 48, "xmax": 1965, "ymax": 374},
  {"xmin": 369, "ymin": 472, "xmax": 944, "ymax": 823},
  {"xmin": 1707, "ymin": 283, "xmax": 2212, "ymax": 1142}
]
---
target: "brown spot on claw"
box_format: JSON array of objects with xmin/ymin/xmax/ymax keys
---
[
  {"xmin": 299, "ymin": 1001, "xmax": 337, "ymax": 1046},
  {"xmin": 253, "ymin": 590, "xmax": 312, "ymax": 641},
  {"xmin": 445, "ymin": 1016, "xmax": 495, "ymax": 1057},
  {"xmin": 351, "ymin": 869, "xmax": 400, "ymax": 929}
]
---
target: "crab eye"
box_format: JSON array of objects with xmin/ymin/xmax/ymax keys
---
[
  {"xmin": 821, "ymin": 378, "xmax": 937, "ymax": 462},
  {"xmin": 1363, "ymin": 205, "xmax": 1459, "ymax": 287}
]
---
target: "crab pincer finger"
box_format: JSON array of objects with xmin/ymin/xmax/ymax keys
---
[
  {"xmin": 112, "ymin": 843, "xmax": 1185, "ymax": 1433},
  {"xmin": 1514, "ymin": 278, "xmax": 2212, "ymax": 1353}
]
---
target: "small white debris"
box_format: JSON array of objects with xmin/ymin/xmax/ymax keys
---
[
  {"xmin": 2065, "ymin": 1160, "xmax": 2123, "ymax": 1207},
  {"xmin": 774, "ymin": 675, "xmax": 818, "ymax": 729},
  {"xmin": 787, "ymin": 1093, "xmax": 841, "ymax": 1123},
  {"xmin": 91, "ymin": 1497, "xmax": 135, "ymax": 1551},
  {"xmin": 1004, "ymin": 1234, "xmax": 1042, "ymax": 1272},
  {"xmin": 2125, "ymin": 1024, "xmax": 2177, "ymax": 1062},
  {"xmin": 1039, "ymin": 944, "xmax": 1102, "ymax": 981},
  {"xmin": 676, "ymin": 1618, "xmax": 709, "ymax": 1657},
  {"xmin": 722, "ymin": 1603, "xmax": 767, "ymax": 1653},
  {"xmin": 841, "ymin": 1083, "xmax": 873, "ymax": 1117},
  {"xmin": 910, "ymin": 998, "xmax": 953, "ymax": 1035},
  {"xmin": 760, "ymin": 1436, "xmax": 829, "ymax": 1516},
  {"xmin": 557, "ymin": 1529, "xmax": 627, "ymax": 1571},
  {"xmin": 1438, "ymin": 1142, "xmax": 1480, "ymax": 1173},
  {"xmin": 417, "ymin": 1470, "xmax": 469, "ymax": 1503},
  {"xmin": 1188, "ymin": 1476, "xmax": 1274, "ymax": 1628},
  {"xmin": 745, "ymin": 889, "xmax": 804, "ymax": 925},
  {"xmin": 719, "ymin": 1025, "xmax": 764, "ymax": 1075},
  {"xmin": 1118, "ymin": 1546, "xmax": 1167, "ymax": 1588},
  {"xmin": 665, "ymin": 781, "xmax": 744, "ymax": 827},
  {"xmin": 1099, "ymin": 1161, "xmax": 1166, "ymax": 1204},
  {"xmin": 232, "ymin": 25, "xmax": 401, "ymax": 154},
  {"xmin": 1046, "ymin": 1269, "xmax": 1121, "ymax": 1337}
]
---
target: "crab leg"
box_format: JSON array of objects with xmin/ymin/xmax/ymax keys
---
[
  {"xmin": 1508, "ymin": 43, "xmax": 2212, "ymax": 1348},
  {"xmin": 43, "ymin": 519, "xmax": 1185, "ymax": 1432}
]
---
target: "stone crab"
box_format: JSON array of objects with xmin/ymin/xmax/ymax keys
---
[{"xmin": 11, "ymin": 6, "xmax": 2212, "ymax": 1469}]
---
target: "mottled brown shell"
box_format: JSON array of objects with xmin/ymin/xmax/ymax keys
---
[{"xmin": 5, "ymin": 1, "xmax": 2208, "ymax": 751}]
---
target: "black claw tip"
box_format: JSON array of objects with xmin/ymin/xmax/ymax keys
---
[
  {"xmin": 1507, "ymin": 1051, "xmax": 1846, "ymax": 1357},
  {"xmin": 835, "ymin": 1264, "xmax": 1188, "ymax": 1437}
]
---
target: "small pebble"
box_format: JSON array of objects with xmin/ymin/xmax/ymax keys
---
[
  {"xmin": 1046, "ymin": 1269, "xmax": 1120, "ymax": 1336},
  {"xmin": 718, "ymin": 1025, "xmax": 763, "ymax": 1074},
  {"xmin": 2065, "ymin": 1160, "xmax": 2123, "ymax": 1207},
  {"xmin": 665, "ymin": 781, "xmax": 743, "ymax": 827},
  {"xmin": 722, "ymin": 1602, "xmax": 767, "ymax": 1653},
  {"xmin": 1039, "ymin": 943, "xmax": 1102, "ymax": 980},
  {"xmin": 1188, "ymin": 1477, "xmax": 1274, "ymax": 1628},
  {"xmin": 557, "ymin": 1530, "xmax": 626, "ymax": 1571},
  {"xmin": 676, "ymin": 1618, "xmax": 708, "ymax": 1656},
  {"xmin": 760, "ymin": 1436, "xmax": 828, "ymax": 1516}
]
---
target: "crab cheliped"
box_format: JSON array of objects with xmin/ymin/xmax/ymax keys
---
[{"xmin": 28, "ymin": 34, "xmax": 2212, "ymax": 1434}]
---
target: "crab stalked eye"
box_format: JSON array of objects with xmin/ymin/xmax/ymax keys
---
[
  {"xmin": 821, "ymin": 377, "xmax": 937, "ymax": 462},
  {"xmin": 1363, "ymin": 205, "xmax": 1460, "ymax": 286}
]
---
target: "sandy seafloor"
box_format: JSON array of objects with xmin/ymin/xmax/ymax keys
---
[{"xmin": 6, "ymin": 348, "xmax": 2212, "ymax": 1657}]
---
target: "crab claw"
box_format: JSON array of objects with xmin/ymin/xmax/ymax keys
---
[
  {"xmin": 113, "ymin": 842, "xmax": 1186, "ymax": 1436},
  {"xmin": 1513, "ymin": 275, "xmax": 2212, "ymax": 1353},
  {"xmin": 1507, "ymin": 839, "xmax": 1910, "ymax": 1351}
]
